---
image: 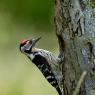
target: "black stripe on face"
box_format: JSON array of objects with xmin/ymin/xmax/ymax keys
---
[{"xmin": 25, "ymin": 49, "xmax": 31, "ymax": 54}]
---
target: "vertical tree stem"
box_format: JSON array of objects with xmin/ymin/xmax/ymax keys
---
[{"xmin": 73, "ymin": 71, "xmax": 87, "ymax": 95}]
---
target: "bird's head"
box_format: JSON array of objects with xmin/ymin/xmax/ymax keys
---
[{"xmin": 20, "ymin": 37, "xmax": 41, "ymax": 54}]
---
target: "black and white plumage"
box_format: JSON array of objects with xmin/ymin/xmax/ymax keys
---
[{"xmin": 20, "ymin": 37, "xmax": 63, "ymax": 95}]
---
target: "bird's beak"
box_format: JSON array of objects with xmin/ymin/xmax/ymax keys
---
[{"xmin": 30, "ymin": 37, "xmax": 42, "ymax": 47}]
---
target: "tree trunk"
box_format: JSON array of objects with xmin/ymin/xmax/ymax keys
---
[{"xmin": 54, "ymin": 0, "xmax": 95, "ymax": 95}]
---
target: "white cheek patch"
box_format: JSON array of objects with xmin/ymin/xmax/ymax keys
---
[{"xmin": 29, "ymin": 54, "xmax": 35, "ymax": 60}]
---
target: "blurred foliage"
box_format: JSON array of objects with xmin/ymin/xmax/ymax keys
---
[
  {"xmin": 0, "ymin": 0, "xmax": 59, "ymax": 95},
  {"xmin": 0, "ymin": 0, "xmax": 54, "ymax": 29}
]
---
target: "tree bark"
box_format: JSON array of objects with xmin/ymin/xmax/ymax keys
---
[{"xmin": 54, "ymin": 0, "xmax": 95, "ymax": 95}]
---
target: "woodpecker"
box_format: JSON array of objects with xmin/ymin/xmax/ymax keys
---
[{"xmin": 20, "ymin": 37, "xmax": 63, "ymax": 95}]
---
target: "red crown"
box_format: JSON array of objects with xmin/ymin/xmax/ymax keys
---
[{"xmin": 21, "ymin": 39, "xmax": 29, "ymax": 45}]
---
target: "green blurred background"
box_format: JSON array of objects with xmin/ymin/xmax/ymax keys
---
[{"xmin": 0, "ymin": 0, "xmax": 59, "ymax": 95}]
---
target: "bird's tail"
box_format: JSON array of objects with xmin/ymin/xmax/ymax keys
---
[{"xmin": 56, "ymin": 87, "xmax": 63, "ymax": 95}]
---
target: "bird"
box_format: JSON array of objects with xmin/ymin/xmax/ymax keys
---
[{"xmin": 20, "ymin": 37, "xmax": 63, "ymax": 95}]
